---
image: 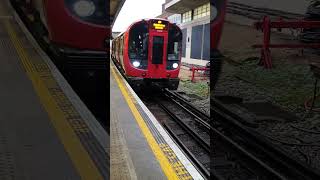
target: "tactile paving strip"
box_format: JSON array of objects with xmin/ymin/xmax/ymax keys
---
[
  {"xmin": 0, "ymin": 19, "xmax": 19, "ymax": 180},
  {"xmin": 3, "ymin": 19, "xmax": 109, "ymax": 178},
  {"xmin": 48, "ymin": 85, "xmax": 109, "ymax": 178},
  {"xmin": 140, "ymin": 107, "xmax": 194, "ymax": 180},
  {"xmin": 0, "ymin": 135, "xmax": 15, "ymax": 180}
]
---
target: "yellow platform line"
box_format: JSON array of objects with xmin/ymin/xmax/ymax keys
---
[
  {"xmin": 4, "ymin": 20, "xmax": 103, "ymax": 180},
  {"xmin": 111, "ymin": 65, "xmax": 180, "ymax": 180}
]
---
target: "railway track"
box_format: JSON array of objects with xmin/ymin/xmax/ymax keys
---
[
  {"xmin": 141, "ymin": 89, "xmax": 210, "ymax": 178},
  {"xmin": 140, "ymin": 89, "xmax": 289, "ymax": 179},
  {"xmin": 165, "ymin": 91, "xmax": 287, "ymax": 179},
  {"xmin": 212, "ymin": 98, "xmax": 320, "ymax": 180},
  {"xmin": 152, "ymin": 89, "xmax": 320, "ymax": 179},
  {"xmin": 138, "ymin": 84, "xmax": 320, "ymax": 179}
]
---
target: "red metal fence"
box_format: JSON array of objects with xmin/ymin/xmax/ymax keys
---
[
  {"xmin": 253, "ymin": 16, "xmax": 320, "ymax": 68},
  {"xmin": 190, "ymin": 66, "xmax": 210, "ymax": 82}
]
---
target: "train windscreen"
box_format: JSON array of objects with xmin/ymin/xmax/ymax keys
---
[
  {"xmin": 128, "ymin": 22, "xmax": 149, "ymax": 69},
  {"xmin": 167, "ymin": 25, "xmax": 182, "ymax": 70}
]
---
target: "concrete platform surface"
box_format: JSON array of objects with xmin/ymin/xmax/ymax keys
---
[{"xmin": 0, "ymin": 1, "xmax": 108, "ymax": 179}]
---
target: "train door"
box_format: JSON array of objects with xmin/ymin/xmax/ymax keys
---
[{"xmin": 148, "ymin": 30, "xmax": 168, "ymax": 78}]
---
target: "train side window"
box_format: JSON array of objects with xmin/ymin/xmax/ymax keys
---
[
  {"xmin": 167, "ymin": 41, "xmax": 179, "ymax": 61},
  {"xmin": 168, "ymin": 27, "xmax": 182, "ymax": 61},
  {"xmin": 167, "ymin": 25, "xmax": 182, "ymax": 69}
]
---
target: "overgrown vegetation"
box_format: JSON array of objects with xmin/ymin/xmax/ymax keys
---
[
  {"xmin": 178, "ymin": 80, "xmax": 210, "ymax": 98},
  {"xmin": 235, "ymin": 58, "xmax": 316, "ymax": 111}
]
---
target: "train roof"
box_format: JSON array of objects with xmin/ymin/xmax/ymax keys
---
[
  {"xmin": 113, "ymin": 18, "xmax": 175, "ymax": 40},
  {"xmin": 111, "ymin": 0, "xmax": 126, "ymax": 27}
]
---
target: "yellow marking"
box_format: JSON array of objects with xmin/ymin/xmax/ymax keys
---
[
  {"xmin": 4, "ymin": 20, "xmax": 103, "ymax": 180},
  {"xmin": 160, "ymin": 144, "xmax": 192, "ymax": 179},
  {"xmin": 111, "ymin": 65, "xmax": 181, "ymax": 180}
]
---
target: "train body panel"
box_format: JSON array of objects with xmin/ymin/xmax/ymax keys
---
[
  {"xmin": 13, "ymin": 0, "xmax": 108, "ymax": 60},
  {"xmin": 211, "ymin": 0, "xmax": 227, "ymax": 50},
  {"xmin": 45, "ymin": 1, "xmax": 107, "ymax": 51},
  {"xmin": 112, "ymin": 19, "xmax": 182, "ymax": 90},
  {"xmin": 211, "ymin": 0, "xmax": 227, "ymax": 89}
]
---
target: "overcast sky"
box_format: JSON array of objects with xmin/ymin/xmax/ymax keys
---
[{"xmin": 112, "ymin": 0, "xmax": 165, "ymax": 32}]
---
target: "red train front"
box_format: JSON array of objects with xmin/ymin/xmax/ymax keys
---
[
  {"xmin": 112, "ymin": 19, "xmax": 182, "ymax": 90},
  {"xmin": 211, "ymin": 0, "xmax": 227, "ymax": 89},
  {"xmin": 11, "ymin": 0, "xmax": 108, "ymax": 70},
  {"xmin": 211, "ymin": 0, "xmax": 227, "ymax": 52},
  {"xmin": 45, "ymin": 0, "xmax": 108, "ymax": 51}
]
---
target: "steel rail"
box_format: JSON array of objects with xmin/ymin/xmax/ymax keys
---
[
  {"xmin": 158, "ymin": 102, "xmax": 210, "ymax": 152},
  {"xmin": 212, "ymin": 98, "xmax": 320, "ymax": 180},
  {"xmin": 162, "ymin": 123, "xmax": 210, "ymax": 179},
  {"xmin": 165, "ymin": 90, "xmax": 288, "ymax": 179}
]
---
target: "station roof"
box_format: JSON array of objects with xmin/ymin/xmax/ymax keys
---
[
  {"xmin": 110, "ymin": 0, "xmax": 126, "ymax": 27},
  {"xmin": 112, "ymin": 32, "xmax": 121, "ymax": 39},
  {"xmin": 164, "ymin": 0, "xmax": 208, "ymax": 14}
]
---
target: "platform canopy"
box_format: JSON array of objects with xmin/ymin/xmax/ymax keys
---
[
  {"xmin": 110, "ymin": 0, "xmax": 126, "ymax": 27},
  {"xmin": 164, "ymin": 0, "xmax": 208, "ymax": 14}
]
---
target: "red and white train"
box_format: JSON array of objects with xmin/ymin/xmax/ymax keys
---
[
  {"xmin": 10, "ymin": 0, "xmax": 108, "ymax": 70},
  {"xmin": 211, "ymin": 0, "xmax": 227, "ymax": 89},
  {"xmin": 112, "ymin": 19, "xmax": 182, "ymax": 90}
]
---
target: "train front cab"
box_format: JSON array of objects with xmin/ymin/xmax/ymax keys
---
[
  {"xmin": 211, "ymin": 0, "xmax": 227, "ymax": 90},
  {"xmin": 125, "ymin": 19, "xmax": 182, "ymax": 90},
  {"xmin": 11, "ymin": 0, "xmax": 109, "ymax": 71}
]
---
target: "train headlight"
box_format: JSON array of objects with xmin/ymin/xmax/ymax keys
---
[
  {"xmin": 73, "ymin": 0, "xmax": 96, "ymax": 17},
  {"xmin": 173, "ymin": 63, "xmax": 179, "ymax": 69},
  {"xmin": 211, "ymin": 5, "xmax": 218, "ymax": 21},
  {"xmin": 133, "ymin": 61, "xmax": 141, "ymax": 67}
]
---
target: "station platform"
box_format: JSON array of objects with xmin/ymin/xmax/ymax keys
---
[
  {"xmin": 0, "ymin": 1, "xmax": 108, "ymax": 179},
  {"xmin": 110, "ymin": 63, "xmax": 204, "ymax": 180}
]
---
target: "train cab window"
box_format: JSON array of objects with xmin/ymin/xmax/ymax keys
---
[
  {"xmin": 167, "ymin": 25, "xmax": 182, "ymax": 70},
  {"xmin": 128, "ymin": 22, "xmax": 149, "ymax": 69},
  {"xmin": 152, "ymin": 36, "xmax": 164, "ymax": 64}
]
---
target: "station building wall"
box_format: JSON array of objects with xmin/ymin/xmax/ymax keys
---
[
  {"xmin": 180, "ymin": 17, "xmax": 210, "ymax": 66},
  {"xmin": 162, "ymin": 1, "xmax": 210, "ymax": 66}
]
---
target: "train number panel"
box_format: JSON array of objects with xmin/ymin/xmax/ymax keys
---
[{"xmin": 112, "ymin": 19, "xmax": 182, "ymax": 90}]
